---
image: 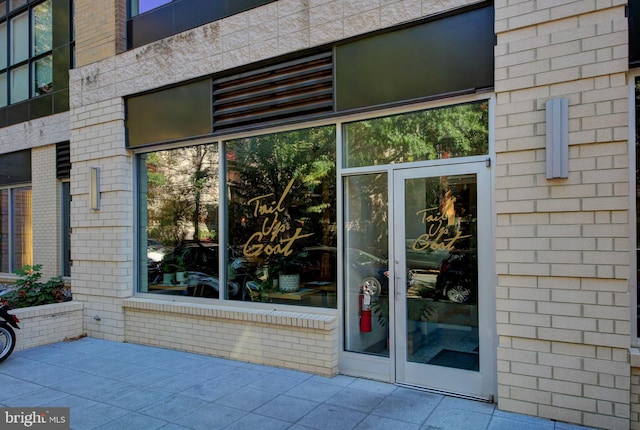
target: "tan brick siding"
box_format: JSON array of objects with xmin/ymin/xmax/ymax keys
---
[
  {"xmin": 32, "ymin": 146, "xmax": 62, "ymax": 279},
  {"xmin": 123, "ymin": 299, "xmax": 339, "ymax": 376},
  {"xmin": 495, "ymin": 0, "xmax": 631, "ymax": 428},
  {"xmin": 74, "ymin": 0, "xmax": 126, "ymax": 67},
  {"xmin": 13, "ymin": 302, "xmax": 84, "ymax": 351}
]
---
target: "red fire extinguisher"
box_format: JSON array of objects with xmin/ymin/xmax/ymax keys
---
[{"xmin": 359, "ymin": 285, "xmax": 372, "ymax": 332}]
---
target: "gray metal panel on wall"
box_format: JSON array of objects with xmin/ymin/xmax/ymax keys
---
[
  {"xmin": 545, "ymin": 98, "xmax": 569, "ymax": 179},
  {"xmin": 126, "ymin": 79, "xmax": 212, "ymax": 148},
  {"xmin": 335, "ymin": 4, "xmax": 494, "ymax": 112}
]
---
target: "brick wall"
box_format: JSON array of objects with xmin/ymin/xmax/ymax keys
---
[
  {"xmin": 32, "ymin": 146, "xmax": 61, "ymax": 280},
  {"xmin": 123, "ymin": 299, "xmax": 339, "ymax": 376},
  {"xmin": 13, "ymin": 302, "xmax": 84, "ymax": 351},
  {"xmin": 69, "ymin": 98, "xmax": 131, "ymax": 341},
  {"xmin": 633, "ymin": 367, "xmax": 640, "ymax": 429},
  {"xmin": 74, "ymin": 0, "xmax": 126, "ymax": 67},
  {"xmin": 495, "ymin": 0, "xmax": 630, "ymax": 428}
]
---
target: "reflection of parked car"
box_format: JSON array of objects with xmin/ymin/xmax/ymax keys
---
[
  {"xmin": 405, "ymin": 239, "xmax": 449, "ymax": 271},
  {"xmin": 435, "ymin": 250, "xmax": 477, "ymax": 303},
  {"xmin": 147, "ymin": 239, "xmax": 169, "ymax": 263},
  {"xmin": 160, "ymin": 242, "xmax": 246, "ymax": 298},
  {"xmin": 185, "ymin": 271, "xmax": 241, "ymax": 298},
  {"xmin": 299, "ymin": 246, "xmax": 389, "ymax": 296}
]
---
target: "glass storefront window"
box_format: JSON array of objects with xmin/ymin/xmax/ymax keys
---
[
  {"xmin": 226, "ymin": 125, "xmax": 337, "ymax": 307},
  {"xmin": 0, "ymin": 187, "xmax": 32, "ymax": 273},
  {"xmin": 137, "ymin": 144, "xmax": 221, "ymax": 297},
  {"xmin": 137, "ymin": 126, "xmax": 337, "ymax": 308},
  {"xmin": 11, "ymin": 187, "xmax": 31, "ymax": 270},
  {"xmin": 344, "ymin": 174, "xmax": 389, "ymax": 355},
  {"xmin": 343, "ymin": 100, "xmax": 489, "ymax": 168}
]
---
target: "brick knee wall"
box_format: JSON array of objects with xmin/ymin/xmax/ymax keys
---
[
  {"xmin": 12, "ymin": 302, "xmax": 84, "ymax": 351},
  {"xmin": 122, "ymin": 298, "xmax": 339, "ymax": 376}
]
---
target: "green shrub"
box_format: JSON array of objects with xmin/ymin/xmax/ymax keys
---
[{"xmin": 2, "ymin": 264, "xmax": 71, "ymax": 309}]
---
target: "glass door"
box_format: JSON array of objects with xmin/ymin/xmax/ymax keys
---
[{"xmin": 394, "ymin": 163, "xmax": 494, "ymax": 399}]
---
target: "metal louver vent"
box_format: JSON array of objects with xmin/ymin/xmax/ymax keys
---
[
  {"xmin": 213, "ymin": 51, "xmax": 334, "ymax": 131},
  {"xmin": 56, "ymin": 142, "xmax": 71, "ymax": 179}
]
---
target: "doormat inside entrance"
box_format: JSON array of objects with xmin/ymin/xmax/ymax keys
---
[{"xmin": 428, "ymin": 349, "xmax": 479, "ymax": 371}]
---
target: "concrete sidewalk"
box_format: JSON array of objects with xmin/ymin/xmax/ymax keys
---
[{"xmin": 0, "ymin": 338, "xmax": 594, "ymax": 429}]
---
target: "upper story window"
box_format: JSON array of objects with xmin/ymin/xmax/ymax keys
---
[
  {"xmin": 0, "ymin": 0, "xmax": 52, "ymax": 108},
  {"xmin": 127, "ymin": 0, "xmax": 277, "ymax": 49},
  {"xmin": 129, "ymin": 0, "xmax": 171, "ymax": 17}
]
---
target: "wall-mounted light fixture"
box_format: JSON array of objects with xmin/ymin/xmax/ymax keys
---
[
  {"xmin": 89, "ymin": 167, "xmax": 100, "ymax": 210},
  {"xmin": 545, "ymin": 97, "xmax": 569, "ymax": 179}
]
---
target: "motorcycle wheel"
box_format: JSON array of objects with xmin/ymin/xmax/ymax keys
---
[
  {"xmin": 0, "ymin": 324, "xmax": 16, "ymax": 363},
  {"xmin": 445, "ymin": 283, "xmax": 471, "ymax": 304}
]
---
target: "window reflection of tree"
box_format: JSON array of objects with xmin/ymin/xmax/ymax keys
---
[
  {"xmin": 345, "ymin": 174, "xmax": 388, "ymax": 258},
  {"xmin": 226, "ymin": 126, "xmax": 336, "ymax": 268},
  {"xmin": 33, "ymin": 1, "xmax": 52, "ymax": 55},
  {"xmin": 33, "ymin": 1, "xmax": 53, "ymax": 96},
  {"xmin": 344, "ymin": 101, "xmax": 489, "ymax": 168},
  {"xmin": 145, "ymin": 145, "xmax": 219, "ymax": 245}
]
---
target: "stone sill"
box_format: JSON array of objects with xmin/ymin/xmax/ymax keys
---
[
  {"xmin": 122, "ymin": 297, "xmax": 338, "ymax": 330},
  {"xmin": 13, "ymin": 301, "xmax": 83, "ymax": 318}
]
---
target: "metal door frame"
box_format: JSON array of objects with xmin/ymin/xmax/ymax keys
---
[{"xmin": 392, "ymin": 161, "xmax": 495, "ymax": 400}]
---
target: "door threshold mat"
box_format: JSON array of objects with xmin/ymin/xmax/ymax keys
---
[
  {"xmin": 363, "ymin": 338, "xmax": 389, "ymax": 356},
  {"xmin": 428, "ymin": 349, "xmax": 479, "ymax": 371}
]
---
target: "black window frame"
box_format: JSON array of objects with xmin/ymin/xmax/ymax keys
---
[
  {"xmin": 1, "ymin": 0, "xmax": 53, "ymax": 106},
  {"xmin": 0, "ymin": 0, "xmax": 72, "ymax": 128}
]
